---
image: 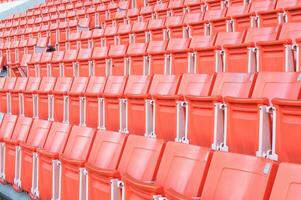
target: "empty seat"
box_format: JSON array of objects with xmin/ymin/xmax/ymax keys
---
[
  {"xmin": 103, "ymin": 76, "xmax": 127, "ymax": 131},
  {"xmin": 38, "ymin": 52, "xmax": 53, "ymax": 77},
  {"xmin": 86, "ymin": 134, "xmax": 164, "ymax": 199},
  {"xmin": 27, "ymin": 52, "xmax": 42, "ymax": 77},
  {"xmin": 37, "ymin": 77, "xmax": 56, "ymax": 120},
  {"xmin": 66, "ymin": 32, "xmax": 80, "ymax": 50},
  {"xmin": 187, "ymin": 72, "xmax": 254, "ymax": 148},
  {"xmin": 17, "ymin": 119, "xmax": 52, "ymax": 192},
  {"xmin": 165, "ymin": 15, "xmax": 185, "ymax": 39},
  {"xmin": 0, "ymin": 78, "xmax": 16, "ymax": 113},
  {"xmin": 77, "ymin": 48, "xmax": 93, "ymax": 77},
  {"xmin": 259, "ymin": 0, "xmax": 301, "ymax": 27},
  {"xmin": 62, "ymin": 49, "xmax": 79, "ymax": 77},
  {"xmin": 104, "ymin": 25, "xmax": 118, "ymax": 46},
  {"xmin": 155, "ymin": 74, "xmax": 215, "ymax": 141},
  {"xmin": 84, "ymin": 76, "xmax": 107, "ymax": 128},
  {"xmin": 224, "ymin": 26, "xmax": 281, "ymax": 72},
  {"xmin": 147, "ymin": 40, "xmax": 168, "ymax": 75},
  {"xmin": 60, "ymin": 126, "xmax": 95, "ymax": 200},
  {"xmin": 132, "ymin": 21, "xmax": 148, "ymax": 43},
  {"xmin": 91, "ymin": 47, "xmax": 110, "ymax": 76},
  {"xmin": 270, "ymin": 162, "xmax": 301, "ymax": 200},
  {"xmin": 80, "ymin": 30, "xmax": 92, "ymax": 49},
  {"xmin": 91, "ymin": 28, "xmax": 104, "ymax": 47},
  {"xmin": 148, "ymin": 18, "xmax": 166, "ymax": 41},
  {"xmin": 50, "ymin": 51, "xmax": 65, "ymax": 77},
  {"xmin": 166, "ymin": 38, "xmax": 191, "ymax": 74},
  {"xmin": 224, "ymin": 72, "xmax": 301, "ymax": 156},
  {"xmin": 23, "ymin": 77, "xmax": 41, "ymax": 118},
  {"xmin": 127, "ymin": 43, "xmax": 148, "ymax": 75},
  {"xmin": 3, "ymin": 116, "xmax": 32, "ymax": 185},
  {"xmin": 108, "ymin": 45, "xmax": 128, "ymax": 75},
  {"xmin": 140, "ymin": 5, "xmax": 154, "ymax": 21},
  {"xmin": 35, "ymin": 122, "xmax": 71, "ymax": 200},
  {"xmin": 201, "ymin": 151, "xmax": 277, "ymax": 200},
  {"xmin": 123, "ymin": 75, "xmax": 152, "ymax": 135},
  {"xmin": 10, "ymin": 77, "xmax": 27, "ymax": 115},
  {"xmin": 256, "ymin": 22, "xmax": 301, "ymax": 72},
  {"xmin": 117, "ymin": 23, "xmax": 132, "ymax": 45},
  {"xmin": 124, "ymin": 142, "xmax": 212, "ymax": 199},
  {"xmin": 68, "ymin": 77, "xmax": 89, "ymax": 125}
]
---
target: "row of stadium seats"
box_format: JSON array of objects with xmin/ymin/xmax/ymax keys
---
[
  {"xmin": 5, "ymin": 25, "xmax": 299, "ymax": 77},
  {"xmin": 0, "ymin": 113, "xmax": 299, "ymax": 199},
  {"xmin": 1, "ymin": 72, "xmax": 301, "ymax": 163}
]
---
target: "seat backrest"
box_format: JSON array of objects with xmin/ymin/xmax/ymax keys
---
[
  {"xmin": 0, "ymin": 114, "xmax": 17, "ymax": 139},
  {"xmin": 30, "ymin": 52, "xmax": 42, "ymax": 64},
  {"xmin": 251, "ymin": 72, "xmax": 301, "ymax": 101},
  {"xmin": 14, "ymin": 77, "xmax": 28, "ymax": 91},
  {"xmin": 156, "ymin": 142, "xmax": 212, "ymax": 198},
  {"xmin": 204, "ymin": 8, "xmax": 226, "ymax": 20},
  {"xmin": 215, "ymin": 32, "xmax": 245, "ymax": 46},
  {"xmin": 85, "ymin": 76, "xmax": 107, "ymax": 95},
  {"xmin": 63, "ymin": 49, "xmax": 78, "ymax": 62},
  {"xmin": 249, "ymin": 0, "xmax": 276, "ymax": 12},
  {"xmin": 20, "ymin": 54, "xmax": 32, "ymax": 67},
  {"xmin": 43, "ymin": 122, "xmax": 71, "ymax": 153},
  {"xmin": 147, "ymin": 40, "xmax": 168, "ymax": 54},
  {"xmin": 245, "ymin": 26, "xmax": 280, "ymax": 43},
  {"xmin": 69, "ymin": 77, "xmax": 89, "ymax": 94},
  {"xmin": 25, "ymin": 119, "xmax": 52, "ymax": 147},
  {"xmin": 189, "ymin": 35, "xmax": 216, "ymax": 49},
  {"xmin": 127, "ymin": 43, "xmax": 148, "ymax": 56},
  {"xmin": 104, "ymin": 25, "xmax": 118, "ymax": 36},
  {"xmin": 201, "ymin": 151, "xmax": 277, "ymax": 199},
  {"xmin": 178, "ymin": 73, "xmax": 214, "ymax": 96},
  {"xmin": 62, "ymin": 125, "xmax": 95, "ymax": 161},
  {"xmin": 165, "ymin": 15, "xmax": 183, "ymax": 27},
  {"xmin": 278, "ymin": 22, "xmax": 301, "ymax": 43},
  {"xmin": 166, "ymin": 38, "xmax": 190, "ymax": 52},
  {"xmin": 117, "ymin": 135, "xmax": 165, "ymax": 180},
  {"xmin": 108, "ymin": 45, "xmax": 128, "ymax": 57},
  {"xmin": 25, "ymin": 77, "xmax": 41, "ymax": 92},
  {"xmin": 117, "ymin": 23, "xmax": 132, "ymax": 34},
  {"xmin": 53, "ymin": 77, "xmax": 73, "ymax": 93},
  {"xmin": 92, "ymin": 28, "xmax": 104, "ymax": 38},
  {"xmin": 103, "ymin": 76, "xmax": 127, "ymax": 96},
  {"xmin": 226, "ymin": 4, "xmax": 249, "ymax": 17},
  {"xmin": 78, "ymin": 48, "xmax": 93, "ymax": 60},
  {"xmin": 38, "ymin": 77, "xmax": 56, "ymax": 92},
  {"xmin": 211, "ymin": 73, "xmax": 255, "ymax": 97},
  {"xmin": 269, "ymin": 162, "xmax": 301, "ymax": 200},
  {"xmin": 80, "ymin": 30, "xmax": 92, "ymax": 39},
  {"xmin": 149, "ymin": 75, "xmax": 180, "ymax": 96},
  {"xmin": 86, "ymin": 130, "xmax": 127, "ymax": 169},
  {"xmin": 148, "ymin": 18, "xmax": 165, "ymax": 30},
  {"xmin": 3, "ymin": 77, "xmax": 16, "ymax": 90},
  {"xmin": 40, "ymin": 52, "xmax": 53, "ymax": 63},
  {"xmin": 275, "ymin": 0, "xmax": 301, "ymax": 9},
  {"xmin": 10, "ymin": 116, "xmax": 33, "ymax": 142},
  {"xmin": 132, "ymin": 21, "xmax": 148, "ymax": 32},
  {"xmin": 124, "ymin": 75, "xmax": 151, "ymax": 96},
  {"xmin": 52, "ymin": 51, "xmax": 65, "ymax": 63},
  {"xmin": 69, "ymin": 32, "xmax": 81, "ymax": 40},
  {"xmin": 92, "ymin": 47, "xmax": 109, "ymax": 59}
]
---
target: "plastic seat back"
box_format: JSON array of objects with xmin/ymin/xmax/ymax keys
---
[
  {"xmin": 178, "ymin": 73, "xmax": 214, "ymax": 96},
  {"xmin": 37, "ymin": 77, "xmax": 56, "ymax": 120},
  {"xmin": 53, "ymin": 77, "xmax": 73, "ymax": 122},
  {"xmin": 51, "ymin": 51, "xmax": 65, "ymax": 77},
  {"xmin": 109, "ymin": 45, "xmax": 128, "ymax": 75},
  {"xmin": 188, "ymin": 72, "xmax": 255, "ymax": 147},
  {"xmin": 92, "ymin": 47, "xmax": 109, "ymax": 76},
  {"xmin": 245, "ymin": 26, "xmax": 280, "ymax": 43},
  {"xmin": 124, "ymin": 75, "xmax": 151, "ymax": 135},
  {"xmin": 148, "ymin": 18, "xmax": 166, "ymax": 41},
  {"xmin": 201, "ymin": 151, "xmax": 277, "ymax": 200},
  {"xmin": 126, "ymin": 142, "xmax": 212, "ymax": 199},
  {"xmin": 68, "ymin": 77, "xmax": 89, "ymax": 125},
  {"xmin": 39, "ymin": 52, "xmax": 53, "ymax": 77},
  {"xmin": 104, "ymin": 76, "xmax": 127, "ymax": 131},
  {"xmin": 270, "ymin": 162, "xmax": 301, "ymax": 200},
  {"xmin": 147, "ymin": 40, "xmax": 168, "ymax": 75},
  {"xmin": 85, "ymin": 76, "xmax": 107, "ymax": 128},
  {"xmin": 24, "ymin": 77, "xmax": 41, "ymax": 117},
  {"xmin": 63, "ymin": 49, "xmax": 78, "ymax": 77},
  {"xmin": 149, "ymin": 74, "xmax": 180, "ymax": 96},
  {"xmin": 10, "ymin": 77, "xmax": 27, "ymax": 115},
  {"xmin": 86, "ymin": 130, "xmax": 127, "ymax": 200},
  {"xmin": 117, "ymin": 24, "xmax": 131, "ymax": 44},
  {"xmin": 132, "ymin": 21, "xmax": 148, "ymax": 43},
  {"xmin": 0, "ymin": 114, "xmax": 17, "ymax": 141},
  {"xmin": 28, "ymin": 53, "xmax": 42, "ymax": 77},
  {"xmin": 78, "ymin": 48, "xmax": 93, "ymax": 77},
  {"xmin": 60, "ymin": 126, "xmax": 95, "ymax": 200},
  {"xmin": 0, "ymin": 77, "xmax": 16, "ymax": 113},
  {"xmin": 24, "ymin": 119, "xmax": 51, "ymax": 147},
  {"xmin": 127, "ymin": 43, "xmax": 148, "ymax": 75}
]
